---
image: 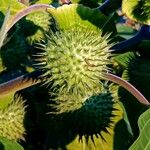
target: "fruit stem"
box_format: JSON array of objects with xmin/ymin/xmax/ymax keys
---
[
  {"xmin": 0, "ymin": 71, "xmax": 149, "ymax": 107},
  {"xmin": 0, "ymin": 8, "xmax": 10, "ymax": 49},
  {"xmin": 104, "ymin": 72, "xmax": 150, "ymax": 106},
  {"xmin": 6, "ymin": 4, "xmax": 51, "ymax": 34},
  {"xmin": 0, "ymin": 71, "xmax": 41, "ymax": 97}
]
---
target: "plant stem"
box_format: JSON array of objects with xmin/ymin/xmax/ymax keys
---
[
  {"xmin": 6, "ymin": 4, "xmax": 51, "ymax": 33},
  {"xmin": 104, "ymin": 72, "xmax": 150, "ymax": 106},
  {"xmin": 0, "ymin": 8, "xmax": 10, "ymax": 49},
  {"xmin": 0, "ymin": 71, "xmax": 41, "ymax": 97},
  {"xmin": 0, "ymin": 71, "xmax": 149, "ymax": 106}
]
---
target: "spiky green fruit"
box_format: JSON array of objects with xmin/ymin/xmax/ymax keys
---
[
  {"xmin": 123, "ymin": 56, "xmax": 150, "ymax": 101},
  {"xmin": 50, "ymin": 86, "xmax": 116, "ymax": 140},
  {"xmin": 36, "ymin": 27, "xmax": 112, "ymax": 96},
  {"xmin": 122, "ymin": 0, "xmax": 150, "ymax": 25},
  {"xmin": 24, "ymin": 11, "xmax": 51, "ymax": 44},
  {"xmin": 0, "ymin": 96, "xmax": 26, "ymax": 141}
]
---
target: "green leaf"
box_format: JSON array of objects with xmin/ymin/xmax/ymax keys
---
[
  {"xmin": 0, "ymin": 0, "xmax": 26, "ymax": 16},
  {"xmin": 104, "ymin": 0, "xmax": 122, "ymax": 14},
  {"xmin": 122, "ymin": 0, "xmax": 150, "ymax": 25},
  {"xmin": 129, "ymin": 108, "xmax": 150, "ymax": 150},
  {"xmin": 116, "ymin": 24, "xmax": 137, "ymax": 39},
  {"xmin": 47, "ymin": 4, "xmax": 116, "ymax": 34},
  {"xmin": 112, "ymin": 51, "xmax": 136, "ymax": 69},
  {"xmin": 0, "ymin": 136, "xmax": 24, "ymax": 150}
]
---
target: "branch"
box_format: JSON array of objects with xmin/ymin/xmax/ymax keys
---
[
  {"xmin": 0, "ymin": 71, "xmax": 41, "ymax": 97},
  {"xmin": 0, "ymin": 8, "xmax": 10, "ymax": 48},
  {"xmin": 0, "ymin": 70, "xmax": 149, "ymax": 107},
  {"xmin": 6, "ymin": 4, "xmax": 51, "ymax": 33},
  {"xmin": 104, "ymin": 72, "xmax": 150, "ymax": 106}
]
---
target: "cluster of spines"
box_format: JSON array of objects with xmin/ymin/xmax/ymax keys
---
[
  {"xmin": 24, "ymin": 11, "xmax": 51, "ymax": 44},
  {"xmin": 0, "ymin": 96, "xmax": 26, "ymax": 141},
  {"xmin": 49, "ymin": 85, "xmax": 116, "ymax": 140},
  {"xmin": 36, "ymin": 27, "xmax": 112, "ymax": 97}
]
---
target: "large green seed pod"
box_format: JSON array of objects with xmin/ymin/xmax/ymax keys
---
[
  {"xmin": 22, "ymin": 11, "xmax": 51, "ymax": 44},
  {"xmin": 36, "ymin": 27, "xmax": 112, "ymax": 96},
  {"xmin": 122, "ymin": 0, "xmax": 150, "ymax": 25},
  {"xmin": 50, "ymin": 85, "xmax": 116, "ymax": 140},
  {"xmin": 0, "ymin": 96, "xmax": 26, "ymax": 141}
]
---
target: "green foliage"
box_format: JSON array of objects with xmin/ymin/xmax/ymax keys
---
[
  {"xmin": 129, "ymin": 108, "xmax": 150, "ymax": 150},
  {"xmin": 0, "ymin": 1, "xmax": 150, "ymax": 149},
  {"xmin": 0, "ymin": 137, "xmax": 24, "ymax": 150},
  {"xmin": 0, "ymin": 29, "xmax": 28, "ymax": 71},
  {"xmin": 47, "ymin": 4, "xmax": 116, "ymax": 34},
  {"xmin": 0, "ymin": 0, "xmax": 26, "ymax": 16},
  {"xmin": 138, "ymin": 40, "xmax": 150, "ymax": 58},
  {"xmin": 123, "ymin": 56, "xmax": 150, "ymax": 100},
  {"xmin": 107, "ymin": 0, "xmax": 122, "ymax": 11},
  {"xmin": 116, "ymin": 24, "xmax": 137, "ymax": 39}
]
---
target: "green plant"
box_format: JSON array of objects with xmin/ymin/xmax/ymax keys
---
[{"xmin": 0, "ymin": 0, "xmax": 150, "ymax": 149}]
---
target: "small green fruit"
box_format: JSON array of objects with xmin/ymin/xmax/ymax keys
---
[
  {"xmin": 0, "ymin": 96, "xmax": 26, "ymax": 141},
  {"xmin": 36, "ymin": 27, "xmax": 112, "ymax": 96},
  {"xmin": 122, "ymin": 0, "xmax": 150, "ymax": 25},
  {"xmin": 50, "ymin": 86, "xmax": 116, "ymax": 140},
  {"xmin": 23, "ymin": 11, "xmax": 51, "ymax": 44}
]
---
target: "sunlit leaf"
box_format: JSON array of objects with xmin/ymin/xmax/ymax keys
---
[
  {"xmin": 129, "ymin": 108, "xmax": 150, "ymax": 150},
  {"xmin": 47, "ymin": 4, "xmax": 116, "ymax": 34},
  {"xmin": 0, "ymin": 136, "xmax": 24, "ymax": 150},
  {"xmin": 0, "ymin": 0, "xmax": 27, "ymax": 16}
]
